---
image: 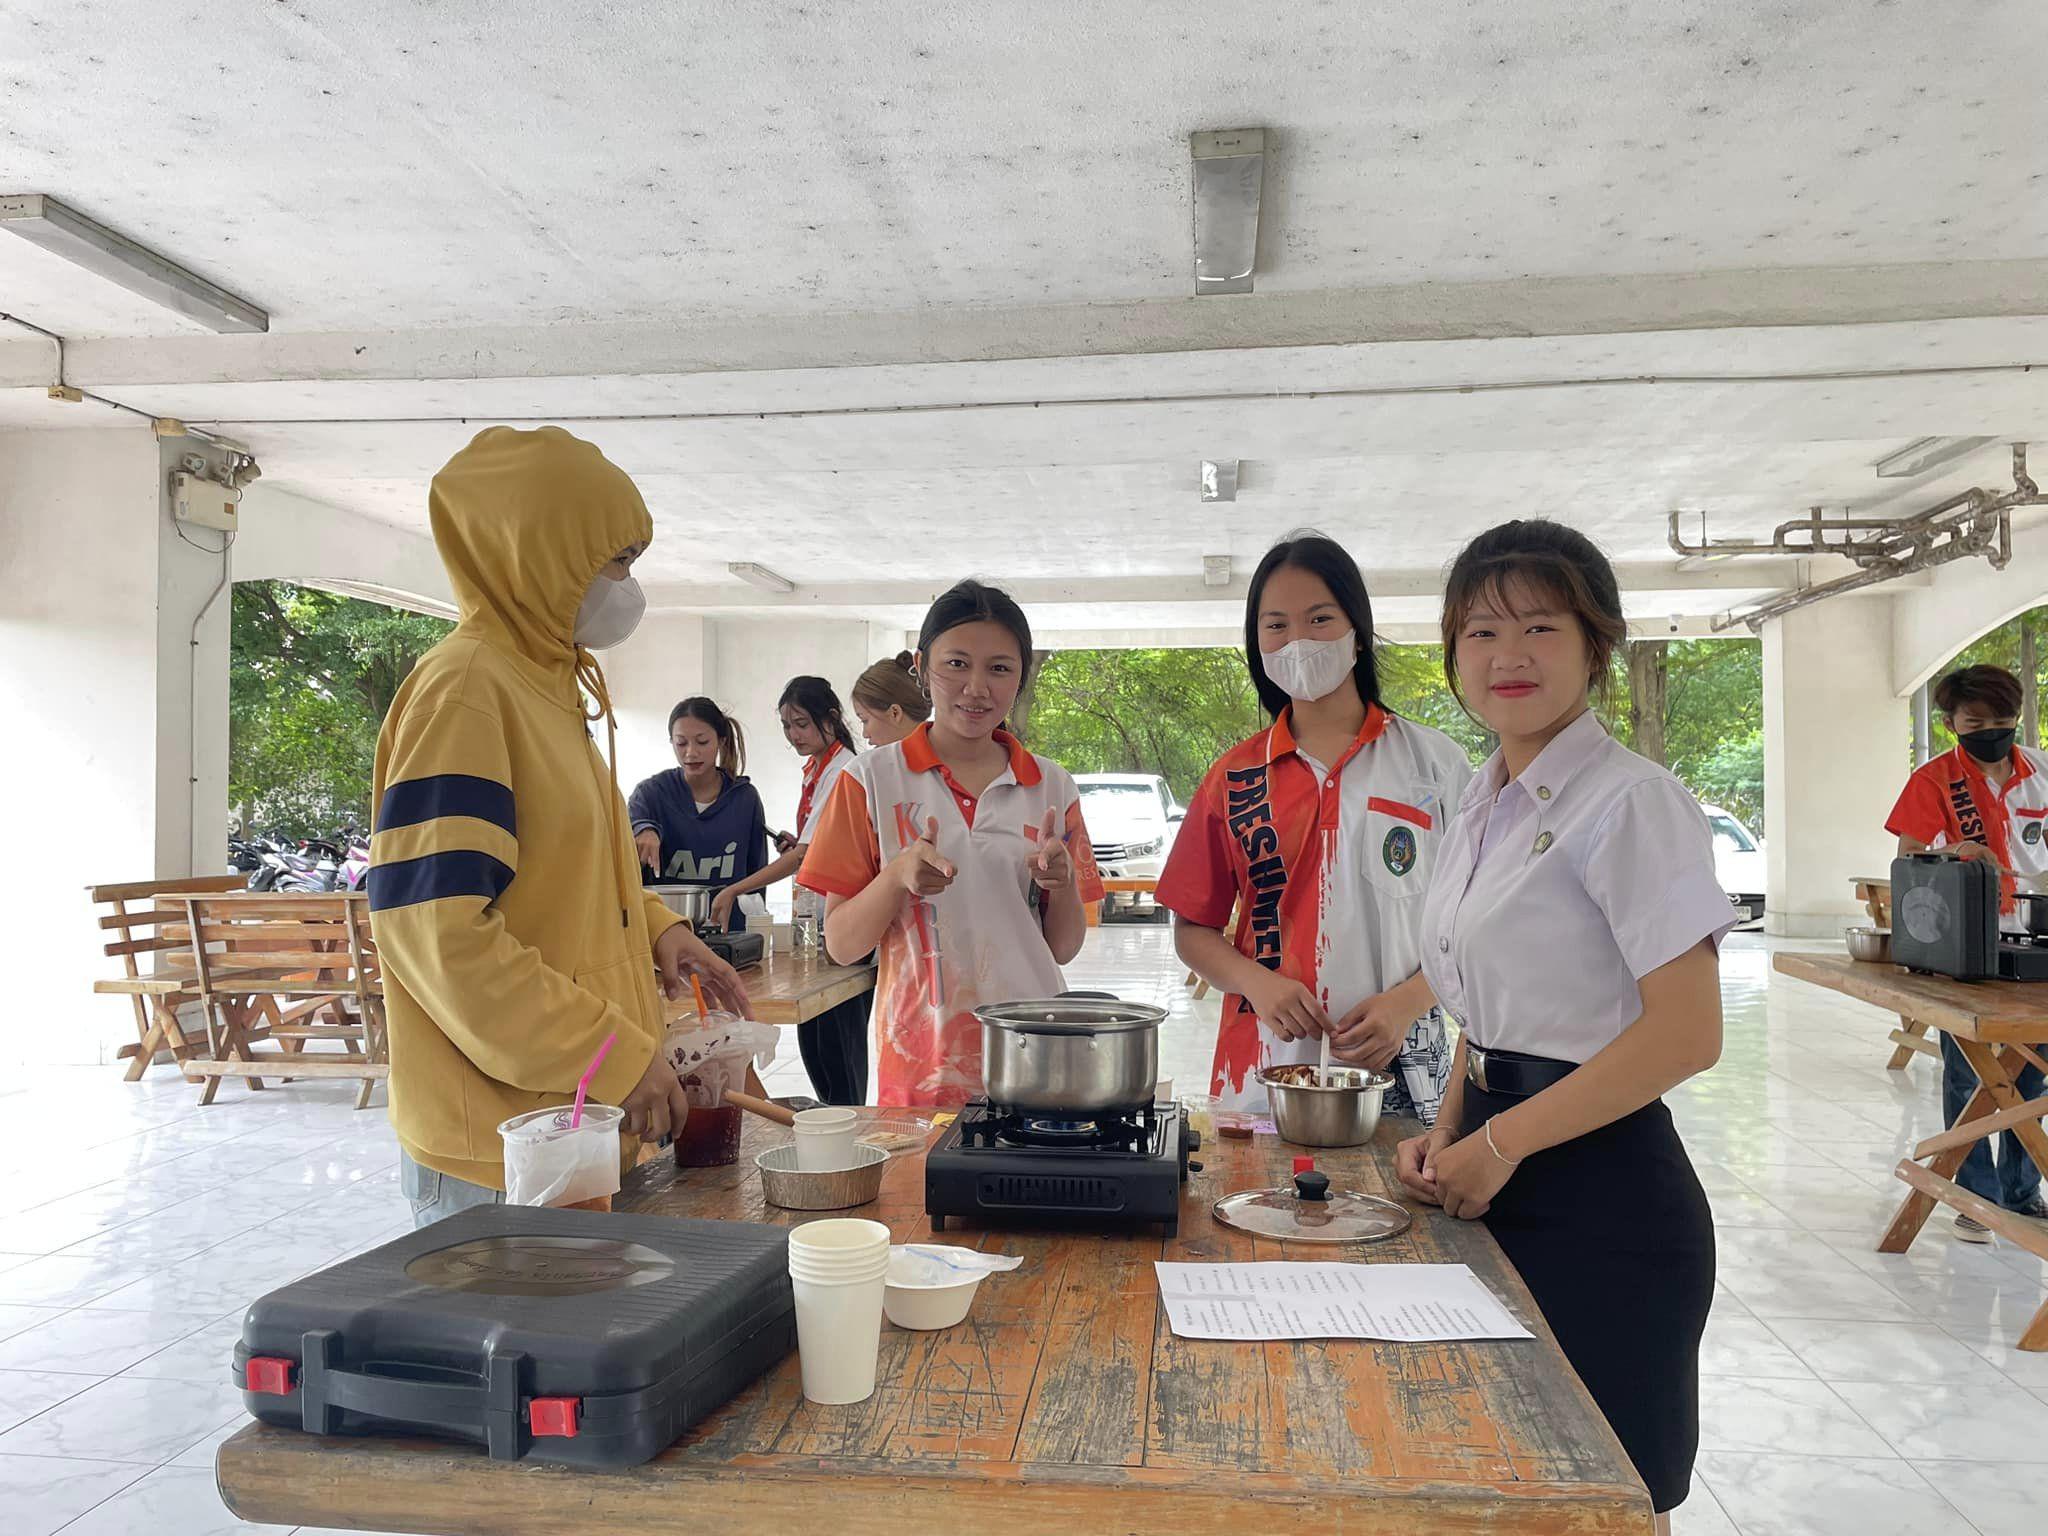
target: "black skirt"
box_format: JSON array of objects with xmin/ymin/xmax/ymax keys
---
[{"xmin": 1461, "ymin": 1085, "xmax": 1715, "ymax": 1514}]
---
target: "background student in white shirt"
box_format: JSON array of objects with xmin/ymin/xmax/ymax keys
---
[{"xmin": 1402, "ymin": 518, "xmax": 1732, "ymax": 1532}]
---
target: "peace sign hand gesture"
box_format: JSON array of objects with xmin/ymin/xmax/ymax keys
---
[{"xmin": 1029, "ymin": 807, "xmax": 1074, "ymax": 894}]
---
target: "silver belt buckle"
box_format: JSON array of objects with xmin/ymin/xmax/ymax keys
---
[{"xmin": 1467, "ymin": 1045, "xmax": 1491, "ymax": 1094}]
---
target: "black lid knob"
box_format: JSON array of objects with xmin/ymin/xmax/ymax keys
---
[{"xmin": 1294, "ymin": 1169, "xmax": 1331, "ymax": 1202}]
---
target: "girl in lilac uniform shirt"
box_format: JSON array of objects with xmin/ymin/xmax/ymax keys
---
[{"xmin": 1401, "ymin": 520, "xmax": 1732, "ymax": 1531}]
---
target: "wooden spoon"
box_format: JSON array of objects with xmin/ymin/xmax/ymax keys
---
[{"xmin": 722, "ymin": 1089, "xmax": 798, "ymax": 1127}]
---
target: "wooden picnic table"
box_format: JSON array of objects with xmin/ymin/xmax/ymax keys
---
[
  {"xmin": 1774, "ymin": 951, "xmax": 2048, "ymax": 1349},
  {"xmin": 665, "ymin": 941, "xmax": 875, "ymax": 1029},
  {"xmin": 216, "ymin": 1112, "xmax": 1652, "ymax": 1534}
]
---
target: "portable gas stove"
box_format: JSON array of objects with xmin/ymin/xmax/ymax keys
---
[
  {"xmin": 697, "ymin": 925, "xmax": 765, "ymax": 970},
  {"xmin": 1998, "ymin": 932, "xmax": 2048, "ymax": 981},
  {"xmin": 925, "ymin": 1098, "xmax": 1197, "ymax": 1235}
]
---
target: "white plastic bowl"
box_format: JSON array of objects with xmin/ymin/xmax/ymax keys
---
[{"xmin": 882, "ymin": 1251, "xmax": 984, "ymax": 1330}]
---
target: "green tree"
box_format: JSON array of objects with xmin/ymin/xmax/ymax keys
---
[
  {"xmin": 230, "ymin": 581, "xmax": 451, "ymax": 834},
  {"xmin": 1025, "ymin": 636, "xmax": 1766, "ymax": 831}
]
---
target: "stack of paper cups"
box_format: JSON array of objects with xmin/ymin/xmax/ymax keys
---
[{"xmin": 786, "ymin": 1218, "xmax": 891, "ymax": 1404}]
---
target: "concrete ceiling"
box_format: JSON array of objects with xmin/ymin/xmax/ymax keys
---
[{"xmin": 3, "ymin": 0, "xmax": 2045, "ymax": 636}]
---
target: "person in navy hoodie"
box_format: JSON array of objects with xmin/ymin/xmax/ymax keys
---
[{"xmin": 630, "ymin": 697, "xmax": 771, "ymax": 932}]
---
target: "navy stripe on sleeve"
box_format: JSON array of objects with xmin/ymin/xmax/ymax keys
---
[
  {"xmin": 367, "ymin": 850, "xmax": 515, "ymax": 912},
  {"xmin": 376, "ymin": 774, "xmax": 516, "ymax": 837}
]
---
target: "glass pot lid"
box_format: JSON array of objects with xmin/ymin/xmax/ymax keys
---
[{"xmin": 1212, "ymin": 1162, "xmax": 1414, "ymax": 1243}]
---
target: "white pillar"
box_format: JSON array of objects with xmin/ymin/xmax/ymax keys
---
[
  {"xmin": 601, "ymin": 613, "xmax": 717, "ymax": 794},
  {"xmin": 1761, "ymin": 596, "xmax": 1909, "ymax": 938},
  {"xmin": 0, "ymin": 427, "xmax": 233, "ymax": 1065}
]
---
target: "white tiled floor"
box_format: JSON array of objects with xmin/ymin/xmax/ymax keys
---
[{"xmin": 5, "ymin": 928, "xmax": 2044, "ymax": 1534}]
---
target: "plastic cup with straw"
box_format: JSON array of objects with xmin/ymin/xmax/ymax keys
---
[
  {"xmin": 499, "ymin": 1031, "xmax": 622, "ymax": 1209},
  {"xmin": 571, "ymin": 1031, "xmax": 616, "ymax": 1129}
]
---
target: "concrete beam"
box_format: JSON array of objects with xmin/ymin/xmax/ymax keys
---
[
  {"xmin": 7, "ymin": 261, "xmax": 2048, "ymax": 392},
  {"xmin": 639, "ymin": 561, "xmax": 1916, "ymax": 614},
  {"xmin": 233, "ymin": 484, "xmax": 453, "ymax": 609}
]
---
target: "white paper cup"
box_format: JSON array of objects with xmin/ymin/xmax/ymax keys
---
[
  {"xmin": 787, "ymin": 1218, "xmax": 891, "ymax": 1404},
  {"xmin": 790, "ymin": 1274, "xmax": 887, "ymax": 1403},
  {"xmin": 791, "ymin": 1107, "xmax": 861, "ymax": 1172}
]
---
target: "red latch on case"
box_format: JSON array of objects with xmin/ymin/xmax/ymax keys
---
[
  {"xmin": 529, "ymin": 1396, "xmax": 581, "ymax": 1437},
  {"xmin": 244, "ymin": 1356, "xmax": 295, "ymax": 1395}
]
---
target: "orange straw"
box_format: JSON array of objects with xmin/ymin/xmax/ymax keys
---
[{"xmin": 690, "ymin": 973, "xmax": 710, "ymax": 1019}]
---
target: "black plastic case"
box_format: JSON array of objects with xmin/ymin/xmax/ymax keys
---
[
  {"xmin": 234, "ymin": 1204, "xmax": 795, "ymax": 1467},
  {"xmin": 1891, "ymin": 853, "xmax": 1998, "ymax": 981}
]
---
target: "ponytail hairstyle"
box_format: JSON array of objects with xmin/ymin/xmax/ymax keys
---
[
  {"xmin": 851, "ymin": 651, "xmax": 932, "ymax": 722},
  {"xmin": 668, "ymin": 696, "xmax": 747, "ymax": 778},
  {"xmin": 778, "ymin": 675, "xmax": 858, "ymax": 755},
  {"xmin": 916, "ymin": 579, "xmax": 1036, "ymax": 689}
]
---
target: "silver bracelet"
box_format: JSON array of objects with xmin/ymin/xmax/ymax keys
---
[{"xmin": 1483, "ymin": 1119, "xmax": 1521, "ymax": 1168}]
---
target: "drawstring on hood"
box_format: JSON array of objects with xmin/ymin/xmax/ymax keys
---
[
  {"xmin": 429, "ymin": 426, "xmax": 653, "ymax": 928},
  {"xmin": 576, "ymin": 644, "xmax": 635, "ymax": 925}
]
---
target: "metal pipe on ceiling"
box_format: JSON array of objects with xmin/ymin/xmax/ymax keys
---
[{"xmin": 1668, "ymin": 445, "xmax": 2041, "ymax": 633}]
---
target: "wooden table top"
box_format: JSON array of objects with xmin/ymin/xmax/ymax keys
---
[
  {"xmin": 1775, "ymin": 951, "xmax": 2048, "ymax": 1042},
  {"xmin": 217, "ymin": 1114, "xmax": 1650, "ymax": 1535},
  {"xmin": 667, "ymin": 942, "xmax": 875, "ymax": 1029}
]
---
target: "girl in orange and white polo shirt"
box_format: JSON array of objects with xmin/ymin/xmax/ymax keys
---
[
  {"xmin": 1159, "ymin": 534, "xmax": 1473, "ymax": 1121},
  {"xmin": 799, "ymin": 581, "xmax": 1104, "ymax": 1106}
]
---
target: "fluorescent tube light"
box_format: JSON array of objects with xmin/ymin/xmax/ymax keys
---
[
  {"xmin": 0, "ymin": 193, "xmax": 268, "ymax": 333},
  {"xmin": 728, "ymin": 562, "xmax": 796, "ymax": 594},
  {"xmin": 1190, "ymin": 130, "xmax": 1265, "ymax": 297}
]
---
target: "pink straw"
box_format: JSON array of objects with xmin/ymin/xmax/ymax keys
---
[{"xmin": 571, "ymin": 1032, "xmax": 617, "ymax": 1129}]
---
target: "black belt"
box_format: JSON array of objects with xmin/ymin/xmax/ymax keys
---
[{"xmin": 1465, "ymin": 1045, "xmax": 1576, "ymax": 1097}]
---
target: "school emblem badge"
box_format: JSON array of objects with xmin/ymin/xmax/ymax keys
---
[
  {"xmin": 2028, "ymin": 821, "xmax": 2044, "ymax": 847},
  {"xmin": 1383, "ymin": 825, "xmax": 1417, "ymax": 876}
]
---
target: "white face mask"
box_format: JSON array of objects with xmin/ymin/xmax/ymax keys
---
[
  {"xmin": 572, "ymin": 574, "xmax": 646, "ymax": 650},
  {"xmin": 1262, "ymin": 630, "xmax": 1358, "ymax": 703}
]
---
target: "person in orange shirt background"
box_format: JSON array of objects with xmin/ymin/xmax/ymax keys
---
[
  {"xmin": 850, "ymin": 652, "xmax": 931, "ymax": 749},
  {"xmin": 1886, "ymin": 663, "xmax": 2048, "ymax": 1239},
  {"xmin": 799, "ymin": 580, "xmax": 1104, "ymax": 1106}
]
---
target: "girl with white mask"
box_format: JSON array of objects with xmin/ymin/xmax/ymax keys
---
[{"xmin": 1156, "ymin": 532, "xmax": 1474, "ymax": 1118}]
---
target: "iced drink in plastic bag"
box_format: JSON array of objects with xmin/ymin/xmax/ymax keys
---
[{"xmin": 498, "ymin": 1104, "xmax": 623, "ymax": 1210}]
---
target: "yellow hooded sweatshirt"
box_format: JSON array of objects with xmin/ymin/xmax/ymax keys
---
[{"xmin": 369, "ymin": 426, "xmax": 682, "ymax": 1189}]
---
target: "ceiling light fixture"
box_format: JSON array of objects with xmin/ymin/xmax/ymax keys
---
[
  {"xmin": 1873, "ymin": 436, "xmax": 1996, "ymax": 479},
  {"xmin": 1190, "ymin": 129, "xmax": 1265, "ymax": 297},
  {"xmin": 727, "ymin": 561, "xmax": 796, "ymax": 594},
  {"xmin": 1200, "ymin": 460, "xmax": 1239, "ymax": 502},
  {"xmin": 1203, "ymin": 555, "xmax": 1232, "ymax": 587},
  {"xmin": 0, "ymin": 193, "xmax": 268, "ymax": 333}
]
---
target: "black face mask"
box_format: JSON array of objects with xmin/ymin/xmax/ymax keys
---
[{"xmin": 1959, "ymin": 726, "xmax": 2018, "ymax": 764}]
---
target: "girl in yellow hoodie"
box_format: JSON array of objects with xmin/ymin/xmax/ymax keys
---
[{"xmin": 370, "ymin": 426, "xmax": 750, "ymax": 1226}]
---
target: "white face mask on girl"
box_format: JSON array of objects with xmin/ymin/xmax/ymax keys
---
[
  {"xmin": 1262, "ymin": 630, "xmax": 1357, "ymax": 703},
  {"xmin": 572, "ymin": 574, "xmax": 646, "ymax": 650}
]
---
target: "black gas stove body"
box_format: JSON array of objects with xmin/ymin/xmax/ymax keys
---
[
  {"xmin": 925, "ymin": 1098, "xmax": 1195, "ymax": 1236},
  {"xmin": 1998, "ymin": 933, "xmax": 2048, "ymax": 981}
]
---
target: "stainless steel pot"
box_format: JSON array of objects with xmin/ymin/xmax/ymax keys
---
[
  {"xmin": 2013, "ymin": 891, "xmax": 2048, "ymax": 939},
  {"xmin": 975, "ymin": 998, "xmax": 1164, "ymax": 1114},
  {"xmin": 649, "ymin": 883, "xmax": 717, "ymax": 927},
  {"xmin": 1843, "ymin": 926, "xmax": 1892, "ymax": 964}
]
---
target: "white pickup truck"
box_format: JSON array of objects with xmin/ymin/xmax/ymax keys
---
[{"xmin": 1075, "ymin": 773, "xmax": 1183, "ymax": 922}]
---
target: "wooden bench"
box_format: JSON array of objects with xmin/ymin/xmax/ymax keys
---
[
  {"xmin": 87, "ymin": 873, "xmax": 247, "ymax": 1079},
  {"xmin": 163, "ymin": 890, "xmax": 389, "ymax": 1110}
]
